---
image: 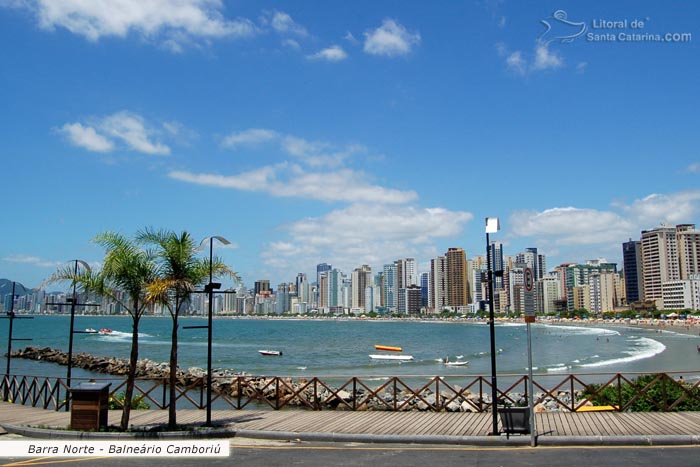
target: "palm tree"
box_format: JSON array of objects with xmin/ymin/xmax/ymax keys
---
[
  {"xmin": 138, "ymin": 228, "xmax": 235, "ymax": 430},
  {"xmin": 47, "ymin": 232, "xmax": 158, "ymax": 430}
]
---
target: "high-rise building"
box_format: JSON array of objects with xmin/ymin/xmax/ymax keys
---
[
  {"xmin": 489, "ymin": 241, "xmax": 504, "ymax": 289},
  {"xmin": 677, "ymin": 224, "xmax": 700, "ymax": 279},
  {"xmin": 538, "ymin": 275, "xmax": 561, "ymax": 314},
  {"xmin": 382, "ymin": 263, "xmax": 397, "ymax": 311},
  {"xmin": 622, "ymin": 239, "xmax": 644, "ymax": 303},
  {"xmin": 565, "ymin": 263, "xmax": 617, "ymax": 311},
  {"xmin": 430, "ymin": 255, "xmax": 448, "ymax": 311},
  {"xmin": 641, "ymin": 225, "xmax": 681, "ymax": 305},
  {"xmin": 254, "ymin": 280, "xmax": 271, "ymax": 297},
  {"xmin": 398, "ymin": 285, "xmax": 422, "ymax": 315},
  {"xmin": 351, "ymin": 265, "xmax": 372, "ymax": 310},
  {"xmin": 420, "ymin": 272, "xmax": 429, "ymax": 308},
  {"xmin": 446, "ymin": 247, "xmax": 469, "ymax": 306},
  {"xmin": 276, "ymin": 283, "xmax": 290, "ymax": 314},
  {"xmin": 295, "ymin": 273, "xmax": 309, "ymax": 304},
  {"xmin": 326, "ymin": 268, "xmax": 343, "ymax": 307}
]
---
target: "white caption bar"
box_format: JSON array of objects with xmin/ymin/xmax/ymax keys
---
[{"xmin": 1, "ymin": 440, "xmax": 229, "ymax": 457}]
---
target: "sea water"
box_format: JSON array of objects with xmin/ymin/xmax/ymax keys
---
[{"xmin": 2, "ymin": 316, "xmax": 699, "ymax": 382}]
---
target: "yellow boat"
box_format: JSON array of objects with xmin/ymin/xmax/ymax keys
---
[{"xmin": 374, "ymin": 345, "xmax": 402, "ymax": 352}]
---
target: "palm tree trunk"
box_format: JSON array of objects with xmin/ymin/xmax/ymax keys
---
[
  {"xmin": 168, "ymin": 300, "xmax": 179, "ymax": 430},
  {"xmin": 120, "ymin": 314, "xmax": 140, "ymax": 430}
]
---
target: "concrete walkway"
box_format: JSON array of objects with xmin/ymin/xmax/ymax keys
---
[{"xmin": 2, "ymin": 402, "xmax": 700, "ymax": 446}]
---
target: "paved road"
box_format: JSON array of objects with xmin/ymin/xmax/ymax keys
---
[{"xmin": 1, "ymin": 440, "xmax": 699, "ymax": 467}]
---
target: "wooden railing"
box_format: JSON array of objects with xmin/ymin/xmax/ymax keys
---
[{"xmin": 2, "ymin": 372, "xmax": 699, "ymax": 413}]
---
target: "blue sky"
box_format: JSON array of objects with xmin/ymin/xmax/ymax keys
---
[{"xmin": 1, "ymin": 0, "xmax": 698, "ymax": 290}]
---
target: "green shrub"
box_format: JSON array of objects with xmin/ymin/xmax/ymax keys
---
[
  {"xmin": 583, "ymin": 374, "xmax": 700, "ymax": 411},
  {"xmin": 108, "ymin": 393, "xmax": 150, "ymax": 410}
]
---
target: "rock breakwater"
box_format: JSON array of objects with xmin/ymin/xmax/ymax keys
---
[{"xmin": 10, "ymin": 346, "xmax": 590, "ymax": 412}]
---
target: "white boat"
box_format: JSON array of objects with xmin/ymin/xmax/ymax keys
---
[
  {"xmin": 259, "ymin": 350, "xmax": 283, "ymax": 356},
  {"xmin": 444, "ymin": 360, "xmax": 469, "ymax": 366},
  {"xmin": 369, "ymin": 354, "xmax": 414, "ymax": 361},
  {"xmin": 84, "ymin": 328, "xmax": 98, "ymax": 334}
]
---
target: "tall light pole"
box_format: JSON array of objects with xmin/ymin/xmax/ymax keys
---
[
  {"xmin": 66, "ymin": 259, "xmax": 91, "ymax": 410},
  {"xmin": 485, "ymin": 217, "xmax": 500, "ymax": 436},
  {"xmin": 2, "ymin": 282, "xmax": 33, "ymax": 401},
  {"xmin": 201, "ymin": 236, "xmax": 230, "ymax": 427}
]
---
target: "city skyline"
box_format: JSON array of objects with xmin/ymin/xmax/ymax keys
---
[{"xmin": 1, "ymin": 2, "xmax": 698, "ymax": 290}]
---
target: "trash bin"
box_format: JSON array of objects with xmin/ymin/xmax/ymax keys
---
[
  {"xmin": 498, "ymin": 407, "xmax": 530, "ymax": 438},
  {"xmin": 70, "ymin": 382, "xmax": 111, "ymax": 431}
]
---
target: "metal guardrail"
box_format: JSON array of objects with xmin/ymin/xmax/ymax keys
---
[{"xmin": 2, "ymin": 372, "xmax": 699, "ymax": 413}]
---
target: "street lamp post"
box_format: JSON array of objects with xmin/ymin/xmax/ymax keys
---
[
  {"xmin": 201, "ymin": 236, "xmax": 230, "ymax": 427},
  {"xmin": 2, "ymin": 282, "xmax": 33, "ymax": 401},
  {"xmin": 485, "ymin": 217, "xmax": 500, "ymax": 436}
]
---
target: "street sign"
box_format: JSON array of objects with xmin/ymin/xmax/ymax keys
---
[{"xmin": 524, "ymin": 267, "xmax": 534, "ymax": 292}]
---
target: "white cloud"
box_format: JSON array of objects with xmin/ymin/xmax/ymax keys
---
[
  {"xmin": 58, "ymin": 122, "xmax": 114, "ymax": 152},
  {"xmin": 532, "ymin": 42, "xmax": 563, "ymax": 70},
  {"xmin": 510, "ymin": 207, "xmax": 634, "ymax": 245},
  {"xmin": 687, "ymin": 163, "xmax": 700, "ymax": 173},
  {"xmin": 282, "ymin": 38, "xmax": 300, "ymax": 49},
  {"xmin": 100, "ymin": 111, "xmax": 170, "ymax": 155},
  {"xmin": 502, "ymin": 42, "xmax": 564, "ymax": 75},
  {"xmin": 281, "ymin": 136, "xmax": 363, "ymax": 167},
  {"xmin": 508, "ymin": 190, "xmax": 700, "ymax": 264},
  {"xmin": 576, "ymin": 62, "xmax": 588, "ymax": 74},
  {"xmin": 168, "ymin": 164, "xmax": 418, "ymax": 204},
  {"xmin": 13, "ymin": 0, "xmax": 256, "ymax": 50},
  {"xmin": 58, "ymin": 111, "xmax": 172, "ymax": 155},
  {"xmin": 506, "ymin": 51, "xmax": 526, "ymax": 75},
  {"xmin": 344, "ymin": 31, "xmax": 359, "ymax": 44},
  {"xmin": 619, "ymin": 191, "xmax": 700, "ymax": 226},
  {"xmin": 2, "ymin": 254, "xmax": 62, "ymax": 268},
  {"xmin": 262, "ymin": 204, "xmax": 473, "ymax": 275},
  {"xmin": 307, "ymin": 45, "xmax": 348, "ymax": 62},
  {"xmin": 363, "ymin": 19, "xmax": 420, "ymax": 57},
  {"xmin": 221, "ymin": 128, "xmax": 279, "ymax": 148},
  {"xmin": 268, "ymin": 10, "xmax": 308, "ymax": 37}
]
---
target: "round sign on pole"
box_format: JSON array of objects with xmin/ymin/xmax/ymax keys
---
[{"xmin": 524, "ymin": 267, "xmax": 534, "ymax": 292}]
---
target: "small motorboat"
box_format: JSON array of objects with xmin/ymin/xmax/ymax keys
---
[
  {"xmin": 444, "ymin": 360, "xmax": 469, "ymax": 367},
  {"xmin": 259, "ymin": 350, "xmax": 283, "ymax": 356},
  {"xmin": 98, "ymin": 328, "xmax": 113, "ymax": 334},
  {"xmin": 369, "ymin": 354, "xmax": 413, "ymax": 361},
  {"xmin": 84, "ymin": 328, "xmax": 98, "ymax": 334}
]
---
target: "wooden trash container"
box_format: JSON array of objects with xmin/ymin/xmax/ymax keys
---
[{"xmin": 70, "ymin": 382, "xmax": 111, "ymax": 431}]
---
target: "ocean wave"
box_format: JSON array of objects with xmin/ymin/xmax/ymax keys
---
[
  {"xmin": 578, "ymin": 337, "xmax": 666, "ymax": 369},
  {"xmin": 541, "ymin": 324, "xmax": 620, "ymax": 337},
  {"xmin": 547, "ymin": 365, "xmax": 571, "ymax": 373}
]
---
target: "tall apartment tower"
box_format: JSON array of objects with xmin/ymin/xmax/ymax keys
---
[
  {"xmin": 641, "ymin": 225, "xmax": 681, "ymax": 304},
  {"xmin": 489, "ymin": 241, "xmax": 504, "ymax": 289},
  {"xmin": 254, "ymin": 280, "xmax": 271, "ymax": 297},
  {"xmin": 430, "ymin": 255, "xmax": 448, "ymax": 311},
  {"xmin": 622, "ymin": 239, "xmax": 644, "ymax": 303},
  {"xmin": 382, "ymin": 263, "xmax": 397, "ymax": 311},
  {"xmin": 351, "ymin": 265, "xmax": 372, "ymax": 310},
  {"xmin": 446, "ymin": 247, "xmax": 469, "ymax": 307},
  {"xmin": 677, "ymin": 224, "xmax": 700, "ymax": 279}
]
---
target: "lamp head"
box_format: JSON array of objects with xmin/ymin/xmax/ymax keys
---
[{"xmin": 485, "ymin": 217, "xmax": 500, "ymax": 234}]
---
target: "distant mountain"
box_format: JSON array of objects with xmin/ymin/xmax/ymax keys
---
[{"xmin": 0, "ymin": 279, "xmax": 35, "ymax": 297}]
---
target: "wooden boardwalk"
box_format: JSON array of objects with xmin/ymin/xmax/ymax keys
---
[{"xmin": 2, "ymin": 402, "xmax": 700, "ymax": 438}]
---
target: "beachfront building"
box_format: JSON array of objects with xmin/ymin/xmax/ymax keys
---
[
  {"xmin": 622, "ymin": 239, "xmax": 644, "ymax": 304},
  {"xmin": 641, "ymin": 225, "xmax": 682, "ymax": 307},
  {"xmin": 420, "ymin": 272, "xmax": 429, "ymax": 309},
  {"xmin": 446, "ymin": 247, "xmax": 470, "ymax": 307},
  {"xmin": 538, "ymin": 274, "xmax": 561, "ymax": 314},
  {"xmin": 678, "ymin": 225, "xmax": 700, "ymax": 278},
  {"xmin": 398, "ymin": 285, "xmax": 422, "ymax": 315},
  {"xmin": 430, "ymin": 255, "xmax": 448, "ymax": 312},
  {"xmin": 351, "ymin": 265, "xmax": 371, "ymax": 311},
  {"xmin": 571, "ymin": 285, "xmax": 591, "ymax": 312},
  {"xmin": 382, "ymin": 263, "xmax": 397, "ymax": 312},
  {"xmin": 661, "ymin": 276, "xmax": 700, "ymax": 311},
  {"xmin": 565, "ymin": 262, "xmax": 617, "ymax": 312},
  {"xmin": 589, "ymin": 271, "xmax": 617, "ymax": 314}
]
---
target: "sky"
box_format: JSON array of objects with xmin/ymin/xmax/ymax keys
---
[{"xmin": 1, "ymin": 0, "xmax": 699, "ymax": 290}]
